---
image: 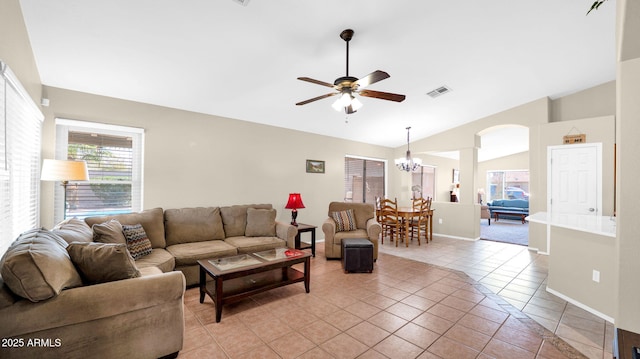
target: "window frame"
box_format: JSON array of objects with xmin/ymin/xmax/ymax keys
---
[
  {"xmin": 344, "ymin": 155, "xmax": 387, "ymax": 204},
  {"xmin": 54, "ymin": 118, "xmax": 145, "ymax": 222}
]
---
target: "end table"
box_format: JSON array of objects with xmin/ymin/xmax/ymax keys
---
[{"xmin": 294, "ymin": 223, "xmax": 316, "ymax": 257}]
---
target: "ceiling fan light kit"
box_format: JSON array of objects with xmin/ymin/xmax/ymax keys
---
[{"xmin": 296, "ymin": 29, "xmax": 405, "ymax": 114}]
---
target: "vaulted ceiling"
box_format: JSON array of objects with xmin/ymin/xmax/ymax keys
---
[{"xmin": 19, "ymin": 0, "xmax": 616, "ymax": 148}]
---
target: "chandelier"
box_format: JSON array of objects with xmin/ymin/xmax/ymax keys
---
[{"xmin": 395, "ymin": 127, "xmax": 422, "ymax": 172}]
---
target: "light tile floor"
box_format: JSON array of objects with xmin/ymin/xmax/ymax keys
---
[
  {"xmin": 378, "ymin": 235, "xmax": 614, "ymax": 359},
  {"xmin": 177, "ymin": 234, "xmax": 614, "ymax": 359}
]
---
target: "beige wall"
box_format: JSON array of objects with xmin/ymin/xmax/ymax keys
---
[
  {"xmin": 39, "ymin": 87, "xmax": 393, "ymax": 231},
  {"xmin": 0, "ymin": 0, "xmax": 42, "ymax": 107},
  {"xmin": 550, "ymin": 81, "xmax": 616, "ymax": 123}
]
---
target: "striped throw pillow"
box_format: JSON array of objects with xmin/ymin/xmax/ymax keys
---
[
  {"xmin": 332, "ymin": 209, "xmax": 356, "ymax": 232},
  {"xmin": 122, "ymin": 224, "xmax": 152, "ymax": 260}
]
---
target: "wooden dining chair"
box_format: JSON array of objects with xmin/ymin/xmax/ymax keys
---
[
  {"xmin": 408, "ymin": 198, "xmax": 429, "ymax": 245},
  {"xmin": 379, "ymin": 198, "xmax": 400, "ymax": 245}
]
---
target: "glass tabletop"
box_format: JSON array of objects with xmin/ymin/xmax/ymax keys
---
[
  {"xmin": 208, "ymin": 254, "xmax": 262, "ymax": 271},
  {"xmin": 253, "ymin": 248, "xmax": 305, "ymax": 261}
]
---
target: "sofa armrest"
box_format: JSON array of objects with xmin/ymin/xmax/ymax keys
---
[
  {"xmin": 0, "ymin": 271, "xmax": 186, "ymax": 338},
  {"xmin": 276, "ymin": 221, "xmax": 298, "ymax": 248},
  {"xmin": 365, "ymin": 218, "xmax": 382, "ymax": 240}
]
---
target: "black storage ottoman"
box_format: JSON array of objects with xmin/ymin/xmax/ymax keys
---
[{"xmin": 342, "ymin": 238, "xmax": 374, "ymax": 273}]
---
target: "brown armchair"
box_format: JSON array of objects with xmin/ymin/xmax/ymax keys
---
[{"xmin": 323, "ymin": 202, "xmax": 381, "ymax": 260}]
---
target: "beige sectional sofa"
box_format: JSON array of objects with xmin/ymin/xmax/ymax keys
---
[{"xmin": 0, "ymin": 204, "xmax": 297, "ymax": 359}]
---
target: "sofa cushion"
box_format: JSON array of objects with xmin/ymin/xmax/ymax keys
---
[
  {"xmin": 134, "ymin": 248, "xmax": 175, "ymax": 273},
  {"xmin": 166, "ymin": 241, "xmax": 238, "ymax": 266},
  {"xmin": 92, "ymin": 219, "xmax": 126, "ymax": 244},
  {"xmin": 84, "ymin": 208, "xmax": 166, "ymax": 249},
  {"xmin": 51, "ymin": 217, "xmax": 93, "ymax": 244},
  {"xmin": 220, "ymin": 204, "xmax": 273, "ymax": 237},
  {"xmin": 331, "ymin": 209, "xmax": 356, "ymax": 232},
  {"xmin": 245, "ymin": 208, "xmax": 277, "ymax": 237},
  {"xmin": 122, "ymin": 224, "xmax": 153, "ymax": 260},
  {"xmin": 0, "ymin": 228, "xmax": 82, "ymax": 302},
  {"xmin": 164, "ymin": 207, "xmax": 225, "ymax": 245},
  {"xmin": 225, "ymin": 236, "xmax": 286, "ymax": 254},
  {"xmin": 67, "ymin": 242, "xmax": 140, "ymax": 284}
]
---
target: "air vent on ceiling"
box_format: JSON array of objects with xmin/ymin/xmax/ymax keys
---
[
  {"xmin": 427, "ymin": 85, "xmax": 452, "ymax": 98},
  {"xmin": 232, "ymin": 0, "xmax": 250, "ymax": 6}
]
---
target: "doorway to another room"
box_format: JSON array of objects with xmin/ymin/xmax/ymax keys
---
[{"xmin": 481, "ymin": 170, "xmax": 530, "ymax": 246}]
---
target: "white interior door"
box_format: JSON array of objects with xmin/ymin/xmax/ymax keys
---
[{"xmin": 548, "ymin": 143, "xmax": 601, "ymax": 215}]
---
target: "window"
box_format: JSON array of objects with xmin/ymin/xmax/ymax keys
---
[
  {"xmin": 487, "ymin": 170, "xmax": 529, "ymax": 202},
  {"xmin": 0, "ymin": 61, "xmax": 44, "ymax": 254},
  {"xmin": 54, "ymin": 119, "xmax": 144, "ymax": 222},
  {"xmin": 411, "ymin": 165, "xmax": 436, "ymax": 200},
  {"xmin": 344, "ymin": 156, "xmax": 385, "ymax": 203}
]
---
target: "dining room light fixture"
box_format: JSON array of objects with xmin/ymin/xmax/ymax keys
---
[{"xmin": 395, "ymin": 127, "xmax": 422, "ymax": 172}]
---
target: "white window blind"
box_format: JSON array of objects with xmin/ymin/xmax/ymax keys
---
[
  {"xmin": 344, "ymin": 156, "xmax": 386, "ymax": 203},
  {"xmin": 0, "ymin": 61, "xmax": 44, "ymax": 254},
  {"xmin": 54, "ymin": 119, "xmax": 144, "ymax": 223}
]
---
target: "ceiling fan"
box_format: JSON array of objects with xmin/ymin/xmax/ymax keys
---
[{"xmin": 296, "ymin": 29, "xmax": 406, "ymax": 114}]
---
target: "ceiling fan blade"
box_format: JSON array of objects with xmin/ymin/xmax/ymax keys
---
[
  {"xmin": 296, "ymin": 92, "xmax": 337, "ymax": 106},
  {"xmin": 353, "ymin": 70, "xmax": 390, "ymax": 89},
  {"xmin": 359, "ymin": 89, "xmax": 406, "ymax": 102},
  {"xmin": 297, "ymin": 77, "xmax": 335, "ymax": 88}
]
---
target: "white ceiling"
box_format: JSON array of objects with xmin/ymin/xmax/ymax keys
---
[{"xmin": 19, "ymin": 0, "xmax": 616, "ymax": 148}]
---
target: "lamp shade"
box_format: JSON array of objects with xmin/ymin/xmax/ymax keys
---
[
  {"xmin": 285, "ymin": 193, "xmax": 305, "ymax": 210},
  {"xmin": 41, "ymin": 159, "xmax": 90, "ymax": 182}
]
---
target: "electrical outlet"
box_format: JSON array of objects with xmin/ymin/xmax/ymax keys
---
[
  {"xmin": 438, "ymin": 218, "xmax": 443, "ymax": 224},
  {"xmin": 592, "ymin": 270, "xmax": 600, "ymax": 283}
]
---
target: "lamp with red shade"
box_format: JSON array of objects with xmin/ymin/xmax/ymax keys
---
[{"xmin": 285, "ymin": 193, "xmax": 305, "ymax": 226}]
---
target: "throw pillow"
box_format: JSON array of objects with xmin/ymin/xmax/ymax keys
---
[
  {"xmin": 67, "ymin": 242, "xmax": 140, "ymax": 284},
  {"xmin": 122, "ymin": 224, "xmax": 153, "ymax": 260},
  {"xmin": 245, "ymin": 208, "xmax": 277, "ymax": 237},
  {"xmin": 332, "ymin": 209, "xmax": 356, "ymax": 232},
  {"xmin": 92, "ymin": 219, "xmax": 126, "ymax": 244},
  {"xmin": 0, "ymin": 228, "xmax": 83, "ymax": 302},
  {"xmin": 51, "ymin": 217, "xmax": 93, "ymax": 244}
]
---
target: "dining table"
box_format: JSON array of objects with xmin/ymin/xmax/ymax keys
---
[{"xmin": 396, "ymin": 207, "xmax": 435, "ymax": 246}]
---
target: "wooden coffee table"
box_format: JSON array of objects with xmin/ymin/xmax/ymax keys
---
[{"xmin": 197, "ymin": 248, "xmax": 311, "ymax": 322}]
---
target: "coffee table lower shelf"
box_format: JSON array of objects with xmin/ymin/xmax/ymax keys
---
[{"xmin": 198, "ymin": 253, "xmax": 310, "ymax": 322}]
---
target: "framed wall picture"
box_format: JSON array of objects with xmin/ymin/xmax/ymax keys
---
[{"xmin": 306, "ymin": 160, "xmax": 325, "ymax": 174}]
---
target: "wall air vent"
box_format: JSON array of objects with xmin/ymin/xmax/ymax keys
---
[
  {"xmin": 231, "ymin": 0, "xmax": 250, "ymax": 6},
  {"xmin": 427, "ymin": 85, "xmax": 452, "ymax": 98}
]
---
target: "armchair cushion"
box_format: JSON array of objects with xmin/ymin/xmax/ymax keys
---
[{"xmin": 331, "ymin": 209, "xmax": 356, "ymax": 232}]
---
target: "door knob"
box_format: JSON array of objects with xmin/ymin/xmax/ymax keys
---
[{"xmin": 589, "ymin": 208, "xmax": 596, "ymax": 212}]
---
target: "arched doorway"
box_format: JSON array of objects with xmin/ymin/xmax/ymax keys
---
[{"xmin": 477, "ymin": 125, "xmax": 530, "ymax": 245}]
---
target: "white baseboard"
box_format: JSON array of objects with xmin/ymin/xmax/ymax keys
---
[
  {"xmin": 433, "ymin": 233, "xmax": 478, "ymax": 241},
  {"xmin": 546, "ymin": 286, "xmax": 615, "ymax": 323}
]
